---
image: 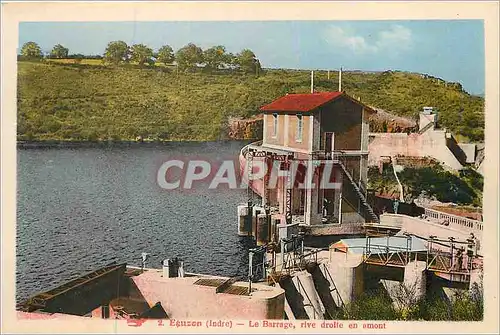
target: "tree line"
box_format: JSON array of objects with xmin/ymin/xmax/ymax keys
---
[{"xmin": 19, "ymin": 41, "xmax": 263, "ymax": 74}]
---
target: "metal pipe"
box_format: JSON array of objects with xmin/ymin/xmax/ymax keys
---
[
  {"xmin": 248, "ymin": 250, "xmax": 254, "ymax": 294},
  {"xmin": 263, "ymin": 252, "xmax": 268, "ymax": 279}
]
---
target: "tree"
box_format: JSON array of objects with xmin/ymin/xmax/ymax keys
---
[
  {"xmin": 156, "ymin": 45, "xmax": 175, "ymax": 66},
  {"xmin": 235, "ymin": 49, "xmax": 262, "ymax": 75},
  {"xmin": 50, "ymin": 44, "xmax": 69, "ymax": 59},
  {"xmin": 459, "ymin": 108, "xmax": 484, "ymax": 142},
  {"xmin": 225, "ymin": 52, "xmax": 238, "ymax": 69},
  {"xmin": 203, "ymin": 45, "xmax": 228, "ymax": 71},
  {"xmin": 130, "ymin": 44, "xmax": 154, "ymax": 66},
  {"xmin": 103, "ymin": 41, "xmax": 129, "ymax": 65},
  {"xmin": 20, "ymin": 41, "xmax": 43, "ymax": 60},
  {"xmin": 175, "ymin": 43, "xmax": 203, "ymax": 72}
]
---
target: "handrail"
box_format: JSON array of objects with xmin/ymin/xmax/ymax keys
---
[
  {"xmin": 240, "ymin": 140, "xmax": 263, "ymax": 157},
  {"xmin": 421, "ymin": 207, "xmax": 483, "ymax": 231},
  {"xmin": 321, "ymin": 263, "xmax": 345, "ymax": 310},
  {"xmin": 295, "ymin": 275, "xmax": 323, "ymax": 320},
  {"xmin": 336, "ymin": 233, "xmax": 477, "ymax": 276},
  {"xmin": 418, "ymin": 121, "xmax": 434, "ymax": 134},
  {"xmin": 336, "ymin": 160, "xmax": 378, "ymax": 222}
]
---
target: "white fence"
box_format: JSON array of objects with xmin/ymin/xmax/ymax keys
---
[{"xmin": 422, "ymin": 207, "xmax": 483, "ymax": 232}]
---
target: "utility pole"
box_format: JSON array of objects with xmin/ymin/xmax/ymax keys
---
[
  {"xmin": 311, "ymin": 70, "xmax": 314, "ymax": 93},
  {"xmin": 338, "ymin": 67, "xmax": 342, "ymax": 92}
]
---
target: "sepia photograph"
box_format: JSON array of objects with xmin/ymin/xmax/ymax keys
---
[{"xmin": 1, "ymin": 1, "xmax": 499, "ymax": 333}]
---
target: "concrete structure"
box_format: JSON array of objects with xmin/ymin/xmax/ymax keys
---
[
  {"xmin": 131, "ymin": 269, "xmax": 285, "ymax": 319},
  {"xmin": 379, "ymin": 260, "xmax": 426, "ymax": 311},
  {"xmin": 322, "ymin": 232, "xmax": 480, "ymax": 316},
  {"xmin": 376, "ymin": 212, "xmax": 483, "ymax": 253},
  {"xmin": 290, "ymin": 271, "xmax": 325, "ymax": 319},
  {"xmin": 368, "ymin": 107, "xmax": 480, "ymax": 171},
  {"xmin": 17, "ymin": 263, "xmax": 285, "ymax": 320},
  {"xmin": 264, "ymin": 226, "xmax": 482, "ymax": 320},
  {"xmin": 403, "ymin": 261, "xmax": 427, "ymax": 301},
  {"xmin": 324, "ymin": 252, "xmax": 364, "ymax": 305},
  {"xmin": 239, "ymin": 91, "xmax": 378, "ymax": 242},
  {"xmin": 458, "ymin": 143, "xmax": 477, "ymax": 164}
]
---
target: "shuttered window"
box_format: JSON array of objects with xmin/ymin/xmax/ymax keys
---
[
  {"xmin": 296, "ymin": 114, "xmax": 303, "ymax": 142},
  {"xmin": 272, "ymin": 113, "xmax": 278, "ymax": 138}
]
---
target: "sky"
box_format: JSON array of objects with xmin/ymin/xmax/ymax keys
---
[{"xmin": 19, "ymin": 20, "xmax": 485, "ymax": 95}]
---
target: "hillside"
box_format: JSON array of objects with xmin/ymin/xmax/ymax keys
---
[
  {"xmin": 367, "ymin": 160, "xmax": 483, "ymax": 207},
  {"xmin": 17, "ymin": 61, "xmax": 484, "ymax": 142}
]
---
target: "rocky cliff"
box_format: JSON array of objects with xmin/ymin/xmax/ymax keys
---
[
  {"xmin": 226, "ymin": 108, "xmax": 416, "ymax": 140},
  {"xmin": 227, "ymin": 115, "xmax": 263, "ymax": 140}
]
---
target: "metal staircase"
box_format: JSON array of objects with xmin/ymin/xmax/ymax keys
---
[{"xmin": 336, "ymin": 160, "xmax": 379, "ymax": 223}]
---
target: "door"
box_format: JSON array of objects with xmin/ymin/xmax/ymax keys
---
[{"xmin": 324, "ymin": 132, "xmax": 335, "ymax": 153}]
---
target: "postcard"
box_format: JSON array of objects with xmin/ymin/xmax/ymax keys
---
[{"xmin": 1, "ymin": 1, "xmax": 499, "ymax": 334}]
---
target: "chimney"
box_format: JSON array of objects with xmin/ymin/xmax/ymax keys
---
[
  {"xmin": 338, "ymin": 67, "xmax": 342, "ymax": 92},
  {"xmin": 311, "ymin": 70, "xmax": 314, "ymax": 93}
]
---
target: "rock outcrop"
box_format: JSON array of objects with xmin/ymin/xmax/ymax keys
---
[
  {"xmin": 227, "ymin": 115, "xmax": 263, "ymax": 140},
  {"xmin": 227, "ymin": 108, "xmax": 415, "ymax": 140},
  {"xmin": 368, "ymin": 108, "xmax": 417, "ymax": 133}
]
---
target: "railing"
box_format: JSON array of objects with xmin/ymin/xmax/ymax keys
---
[
  {"xmin": 321, "ymin": 263, "xmax": 345, "ymax": 310},
  {"xmin": 294, "ymin": 275, "xmax": 323, "ymax": 320},
  {"xmin": 311, "ymin": 150, "xmax": 348, "ymax": 165},
  {"xmin": 335, "ymin": 159, "xmax": 378, "ymax": 222},
  {"xmin": 362, "ymin": 235, "xmax": 415, "ymax": 267},
  {"xmin": 422, "ymin": 207, "xmax": 483, "ymax": 231},
  {"xmin": 418, "ymin": 121, "xmax": 434, "ymax": 134},
  {"xmin": 361, "ymin": 234, "xmax": 476, "ymax": 275},
  {"xmin": 240, "ymin": 140, "xmax": 263, "ymax": 158},
  {"xmin": 281, "ymin": 248, "xmax": 321, "ymax": 274}
]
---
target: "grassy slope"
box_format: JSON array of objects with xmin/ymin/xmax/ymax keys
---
[{"xmin": 17, "ymin": 61, "xmax": 484, "ymax": 142}]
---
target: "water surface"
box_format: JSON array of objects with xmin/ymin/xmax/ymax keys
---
[{"xmin": 16, "ymin": 141, "xmax": 254, "ymax": 302}]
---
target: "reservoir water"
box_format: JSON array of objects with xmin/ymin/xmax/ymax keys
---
[{"xmin": 16, "ymin": 141, "xmax": 254, "ymax": 302}]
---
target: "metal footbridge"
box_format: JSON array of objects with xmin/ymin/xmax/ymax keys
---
[{"xmin": 336, "ymin": 233, "xmax": 482, "ymax": 283}]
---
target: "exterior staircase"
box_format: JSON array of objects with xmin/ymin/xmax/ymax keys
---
[
  {"xmin": 337, "ymin": 160, "xmax": 379, "ymax": 223},
  {"xmin": 418, "ymin": 121, "xmax": 434, "ymax": 134}
]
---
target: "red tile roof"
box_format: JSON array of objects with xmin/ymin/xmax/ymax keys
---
[
  {"xmin": 260, "ymin": 91, "xmax": 376, "ymax": 113},
  {"xmin": 260, "ymin": 92, "xmax": 343, "ymax": 112}
]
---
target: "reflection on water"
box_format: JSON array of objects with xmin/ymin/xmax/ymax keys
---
[{"xmin": 16, "ymin": 141, "xmax": 255, "ymax": 302}]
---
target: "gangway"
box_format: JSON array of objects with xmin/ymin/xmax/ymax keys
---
[{"xmin": 357, "ymin": 233, "xmax": 480, "ymax": 282}]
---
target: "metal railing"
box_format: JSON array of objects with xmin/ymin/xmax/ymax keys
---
[
  {"xmin": 294, "ymin": 275, "xmax": 323, "ymax": 320},
  {"xmin": 312, "ymin": 150, "xmax": 378, "ymax": 222},
  {"xmin": 335, "ymin": 234, "xmax": 478, "ymax": 278},
  {"xmin": 418, "ymin": 121, "xmax": 434, "ymax": 134},
  {"xmin": 321, "ymin": 263, "xmax": 345, "ymax": 310},
  {"xmin": 240, "ymin": 140, "xmax": 263, "ymax": 158}
]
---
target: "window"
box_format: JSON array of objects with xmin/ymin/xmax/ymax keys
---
[
  {"xmin": 296, "ymin": 114, "xmax": 303, "ymax": 142},
  {"xmin": 272, "ymin": 113, "xmax": 278, "ymax": 138}
]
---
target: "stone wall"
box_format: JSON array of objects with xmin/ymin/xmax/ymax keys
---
[{"xmin": 368, "ymin": 130, "xmax": 464, "ymax": 170}]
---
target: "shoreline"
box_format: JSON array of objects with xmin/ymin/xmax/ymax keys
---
[{"xmin": 16, "ymin": 139, "xmax": 257, "ymax": 149}]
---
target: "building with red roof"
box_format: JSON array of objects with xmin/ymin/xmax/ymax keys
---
[{"xmin": 241, "ymin": 90, "xmax": 378, "ymax": 232}]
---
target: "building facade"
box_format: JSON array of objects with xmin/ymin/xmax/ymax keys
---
[{"xmin": 242, "ymin": 91, "xmax": 377, "ymax": 227}]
